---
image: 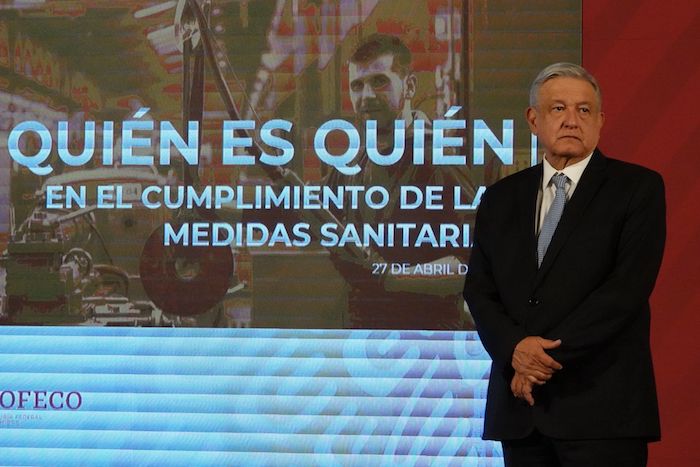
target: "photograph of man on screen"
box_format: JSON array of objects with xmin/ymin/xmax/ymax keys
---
[{"xmin": 325, "ymin": 33, "xmax": 476, "ymax": 330}]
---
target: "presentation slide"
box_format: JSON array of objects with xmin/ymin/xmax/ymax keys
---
[{"xmin": 0, "ymin": 0, "xmax": 583, "ymax": 464}]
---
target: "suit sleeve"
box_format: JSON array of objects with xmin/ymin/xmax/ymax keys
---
[
  {"xmin": 545, "ymin": 171, "xmax": 666, "ymax": 364},
  {"xmin": 463, "ymin": 191, "xmax": 528, "ymax": 370}
]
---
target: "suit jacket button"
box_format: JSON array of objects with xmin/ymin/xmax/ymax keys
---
[{"xmin": 528, "ymin": 298, "xmax": 540, "ymax": 306}]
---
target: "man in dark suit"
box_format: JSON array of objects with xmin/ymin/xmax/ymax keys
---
[{"xmin": 463, "ymin": 63, "xmax": 665, "ymax": 467}]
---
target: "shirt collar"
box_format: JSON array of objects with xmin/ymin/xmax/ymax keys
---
[{"xmin": 542, "ymin": 152, "xmax": 593, "ymax": 190}]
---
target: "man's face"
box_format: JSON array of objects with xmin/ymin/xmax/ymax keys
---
[
  {"xmin": 348, "ymin": 53, "xmax": 414, "ymax": 129},
  {"xmin": 526, "ymin": 76, "xmax": 605, "ymax": 165}
]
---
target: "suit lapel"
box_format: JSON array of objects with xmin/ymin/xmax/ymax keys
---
[
  {"xmin": 534, "ymin": 150, "xmax": 609, "ymax": 287},
  {"xmin": 518, "ymin": 164, "xmax": 542, "ymax": 278}
]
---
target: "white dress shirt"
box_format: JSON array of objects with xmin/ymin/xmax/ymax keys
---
[{"xmin": 536, "ymin": 153, "xmax": 593, "ymax": 234}]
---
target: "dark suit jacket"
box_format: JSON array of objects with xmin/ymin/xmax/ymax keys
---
[{"xmin": 463, "ymin": 149, "xmax": 665, "ymax": 441}]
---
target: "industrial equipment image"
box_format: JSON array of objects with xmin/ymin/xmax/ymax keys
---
[{"xmin": 0, "ymin": 0, "xmax": 578, "ymax": 329}]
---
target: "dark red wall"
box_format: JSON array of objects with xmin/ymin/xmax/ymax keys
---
[{"xmin": 583, "ymin": 2, "xmax": 700, "ymax": 465}]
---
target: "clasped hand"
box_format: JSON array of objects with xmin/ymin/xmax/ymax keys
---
[{"xmin": 510, "ymin": 336, "xmax": 563, "ymax": 406}]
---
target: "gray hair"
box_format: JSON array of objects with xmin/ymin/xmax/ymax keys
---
[{"xmin": 529, "ymin": 62, "xmax": 602, "ymax": 109}]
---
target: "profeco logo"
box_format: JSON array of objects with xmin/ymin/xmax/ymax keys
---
[{"xmin": 0, "ymin": 390, "xmax": 82, "ymax": 410}]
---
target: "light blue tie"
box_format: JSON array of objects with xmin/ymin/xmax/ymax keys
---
[{"xmin": 537, "ymin": 173, "xmax": 569, "ymax": 267}]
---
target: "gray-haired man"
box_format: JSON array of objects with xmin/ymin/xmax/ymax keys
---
[{"xmin": 463, "ymin": 62, "xmax": 665, "ymax": 466}]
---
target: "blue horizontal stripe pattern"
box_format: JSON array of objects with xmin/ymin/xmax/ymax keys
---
[
  {"xmin": 0, "ymin": 429, "xmax": 503, "ymax": 455},
  {"xmin": 0, "ymin": 449, "xmax": 506, "ymax": 467},
  {"xmin": 0, "ymin": 354, "xmax": 490, "ymax": 379},
  {"xmin": 0, "ymin": 327, "xmax": 483, "ymax": 340},
  {"xmin": 3, "ymin": 392, "xmax": 486, "ymax": 417},
  {"xmin": 0, "ymin": 326, "xmax": 502, "ymax": 466},
  {"xmin": 3, "ymin": 412, "xmax": 485, "ymax": 436},
  {"xmin": 0, "ymin": 372, "xmax": 489, "ymax": 397},
  {"xmin": 0, "ymin": 336, "xmax": 490, "ymax": 359}
]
